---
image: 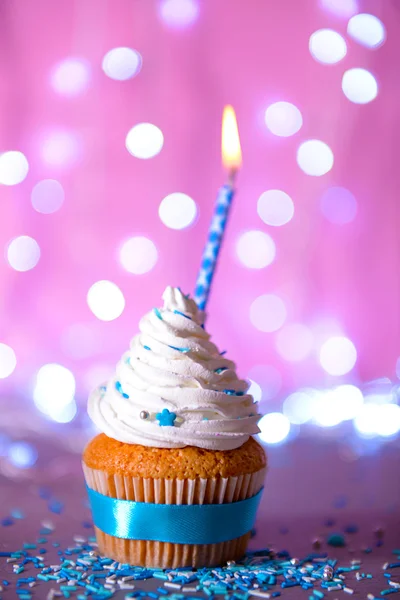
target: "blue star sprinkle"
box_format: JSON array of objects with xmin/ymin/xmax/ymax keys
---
[
  {"xmin": 156, "ymin": 408, "xmax": 177, "ymax": 426},
  {"xmin": 115, "ymin": 381, "xmax": 129, "ymax": 399}
]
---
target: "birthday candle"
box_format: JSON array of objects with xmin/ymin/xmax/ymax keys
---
[{"xmin": 194, "ymin": 106, "xmax": 242, "ymax": 311}]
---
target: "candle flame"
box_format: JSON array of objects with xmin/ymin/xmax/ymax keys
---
[{"xmin": 221, "ymin": 105, "xmax": 242, "ymax": 177}]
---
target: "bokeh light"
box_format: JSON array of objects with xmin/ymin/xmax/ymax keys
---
[
  {"xmin": 6, "ymin": 236, "xmax": 41, "ymax": 272},
  {"xmin": 119, "ymin": 236, "xmax": 158, "ymax": 274},
  {"xmin": 342, "ymin": 68, "xmax": 378, "ymax": 104},
  {"xmin": 159, "ymin": 193, "xmax": 197, "ymax": 229},
  {"xmin": 334, "ymin": 384, "xmax": 364, "ymax": 420},
  {"xmin": 309, "ymin": 29, "xmax": 347, "ymax": 64},
  {"xmin": 87, "ymin": 281, "xmax": 125, "ymax": 321},
  {"xmin": 34, "ymin": 364, "xmax": 76, "ymax": 415},
  {"xmin": 0, "ymin": 343, "xmax": 17, "ymax": 379},
  {"xmin": 247, "ymin": 379, "xmax": 262, "ymax": 403},
  {"xmin": 347, "ymin": 14, "xmax": 386, "ymax": 49},
  {"xmin": 0, "ymin": 151, "xmax": 29, "ymax": 185},
  {"xmin": 31, "ymin": 179, "xmax": 65, "ymax": 214},
  {"xmin": 320, "ymin": 186, "xmax": 357, "ymax": 224},
  {"xmin": 257, "ymin": 190, "xmax": 294, "ymax": 227},
  {"xmin": 8, "ymin": 442, "xmax": 38, "ymax": 469},
  {"xmin": 258, "ymin": 413, "xmax": 291, "ymax": 445},
  {"xmin": 354, "ymin": 403, "xmax": 381, "ymax": 437},
  {"xmin": 41, "ymin": 131, "xmax": 81, "ymax": 167},
  {"xmin": 236, "ymin": 230, "xmax": 276, "ymax": 269},
  {"xmin": 264, "ymin": 102, "xmax": 303, "ymax": 137},
  {"xmin": 319, "ymin": 0, "xmax": 358, "ymax": 18},
  {"xmin": 297, "ymin": 140, "xmax": 334, "ymax": 176},
  {"xmin": 374, "ymin": 404, "xmax": 400, "ymax": 437},
  {"xmin": 50, "ymin": 399, "xmax": 78, "ymax": 424},
  {"xmin": 50, "ymin": 58, "xmax": 90, "ymax": 96},
  {"xmin": 313, "ymin": 390, "xmax": 343, "ymax": 427},
  {"xmin": 276, "ymin": 323, "xmax": 314, "ymax": 362},
  {"xmin": 159, "ymin": 0, "xmax": 199, "ymax": 28},
  {"xmin": 319, "ymin": 336, "xmax": 357, "ymax": 376},
  {"xmin": 126, "ymin": 123, "xmax": 164, "ymax": 159},
  {"xmin": 102, "ymin": 47, "xmax": 142, "ymax": 81},
  {"xmin": 250, "ymin": 294, "xmax": 287, "ymax": 333},
  {"xmin": 283, "ymin": 390, "xmax": 317, "ymax": 424}
]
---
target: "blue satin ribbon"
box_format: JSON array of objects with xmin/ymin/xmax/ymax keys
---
[{"xmin": 87, "ymin": 485, "xmax": 263, "ymax": 545}]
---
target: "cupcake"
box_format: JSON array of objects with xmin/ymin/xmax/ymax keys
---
[{"xmin": 83, "ymin": 286, "xmax": 266, "ymax": 568}]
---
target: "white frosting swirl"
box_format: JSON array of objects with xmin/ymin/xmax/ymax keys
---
[{"xmin": 88, "ymin": 287, "xmax": 260, "ymax": 450}]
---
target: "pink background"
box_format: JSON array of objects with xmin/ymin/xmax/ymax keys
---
[{"xmin": 0, "ymin": 0, "xmax": 399, "ymax": 409}]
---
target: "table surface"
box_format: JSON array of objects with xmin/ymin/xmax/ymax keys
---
[{"xmin": 1, "ymin": 434, "xmax": 400, "ymax": 599}]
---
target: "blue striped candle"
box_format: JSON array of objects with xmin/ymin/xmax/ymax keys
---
[
  {"xmin": 193, "ymin": 183, "xmax": 235, "ymax": 311},
  {"xmin": 194, "ymin": 105, "xmax": 241, "ymax": 311}
]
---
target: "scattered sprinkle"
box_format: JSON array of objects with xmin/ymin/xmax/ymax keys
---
[
  {"xmin": 327, "ymin": 534, "xmax": 345, "ymax": 548},
  {"xmin": 115, "ymin": 381, "xmax": 129, "ymax": 399},
  {"xmin": 156, "ymin": 408, "xmax": 177, "ymax": 427},
  {"xmin": 153, "ymin": 308, "xmax": 163, "ymax": 320}
]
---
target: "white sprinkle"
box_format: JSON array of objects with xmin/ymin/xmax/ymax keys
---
[
  {"xmin": 104, "ymin": 584, "xmax": 114, "ymax": 590},
  {"xmin": 383, "ymin": 563, "xmax": 389, "ymax": 570},
  {"xmin": 389, "ymin": 581, "xmax": 400, "ymax": 588},
  {"xmin": 182, "ymin": 586, "xmax": 198, "ymax": 592},
  {"xmin": 50, "ymin": 565, "xmax": 62, "ymax": 570},
  {"xmin": 327, "ymin": 586, "xmax": 342, "ymax": 591},
  {"xmin": 56, "ymin": 578, "xmax": 66, "ymax": 584},
  {"xmin": 343, "ymin": 588, "xmax": 354, "ymax": 595},
  {"xmin": 68, "ymin": 579, "xmax": 77, "ymax": 585},
  {"xmin": 73, "ymin": 535, "xmax": 85, "ymax": 543},
  {"xmin": 106, "ymin": 576, "xmax": 117, "ymax": 583},
  {"xmin": 164, "ymin": 582, "xmax": 182, "ymax": 589},
  {"xmin": 6, "ymin": 558, "xmax": 16, "ymax": 563},
  {"xmin": 29, "ymin": 582, "xmax": 36, "ymax": 587},
  {"xmin": 122, "ymin": 576, "xmax": 135, "ymax": 582},
  {"xmin": 0, "ymin": 586, "xmax": 3, "ymax": 592},
  {"xmin": 249, "ymin": 592, "xmax": 271, "ymax": 599},
  {"xmin": 367, "ymin": 595, "xmax": 375, "ymax": 600},
  {"xmin": 41, "ymin": 520, "xmax": 55, "ymax": 530}
]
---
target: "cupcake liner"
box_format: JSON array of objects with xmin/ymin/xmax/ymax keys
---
[{"xmin": 82, "ymin": 462, "xmax": 266, "ymax": 568}]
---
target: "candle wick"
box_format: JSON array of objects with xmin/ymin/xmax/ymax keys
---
[{"xmin": 226, "ymin": 167, "xmax": 238, "ymax": 187}]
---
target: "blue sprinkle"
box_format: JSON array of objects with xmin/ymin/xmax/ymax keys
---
[
  {"xmin": 82, "ymin": 520, "xmax": 92, "ymax": 528},
  {"xmin": 153, "ymin": 307, "xmax": 163, "ymax": 320},
  {"xmin": 11, "ymin": 508, "xmax": 25, "ymax": 519},
  {"xmin": 214, "ymin": 367, "xmax": 228, "ymax": 374},
  {"xmin": 173, "ymin": 310, "xmax": 192, "ymax": 320},
  {"xmin": 223, "ymin": 389, "xmax": 244, "ymax": 396},
  {"xmin": 168, "ymin": 345, "xmax": 191, "ymax": 353},
  {"xmin": 115, "ymin": 380, "xmax": 129, "ymax": 399},
  {"xmin": 38, "ymin": 487, "xmax": 52, "ymax": 500},
  {"xmin": 1, "ymin": 517, "xmax": 14, "ymax": 526},
  {"xmin": 202, "ymin": 417, "xmax": 209, "ymax": 421},
  {"xmin": 143, "ymin": 345, "xmax": 151, "ymax": 351},
  {"xmin": 220, "ymin": 350, "xmax": 227, "ymax": 356},
  {"xmin": 327, "ymin": 533, "xmax": 345, "ymax": 547},
  {"xmin": 48, "ymin": 499, "xmax": 64, "ymax": 514},
  {"xmin": 344, "ymin": 524, "xmax": 358, "ymax": 534},
  {"xmin": 156, "ymin": 408, "xmax": 177, "ymax": 427}
]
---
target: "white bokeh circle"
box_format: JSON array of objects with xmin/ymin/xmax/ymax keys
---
[
  {"xmin": 87, "ymin": 281, "xmax": 125, "ymax": 321},
  {"xmin": 264, "ymin": 102, "xmax": 303, "ymax": 137},
  {"xmin": 309, "ymin": 29, "xmax": 347, "ymax": 64},
  {"xmin": 319, "ymin": 336, "xmax": 357, "ymax": 375},
  {"xmin": 257, "ymin": 190, "xmax": 294, "ymax": 227},
  {"xmin": 119, "ymin": 236, "xmax": 158, "ymax": 274},
  {"xmin": 250, "ymin": 294, "xmax": 287, "ymax": 333},
  {"xmin": 126, "ymin": 123, "xmax": 164, "ymax": 159},
  {"xmin": 347, "ymin": 14, "xmax": 386, "ymax": 49},
  {"xmin": 6, "ymin": 236, "xmax": 40, "ymax": 272},
  {"xmin": 236, "ymin": 231, "xmax": 276, "ymax": 269},
  {"xmin": 159, "ymin": 193, "xmax": 197, "ymax": 230},
  {"xmin": 258, "ymin": 413, "xmax": 291, "ymax": 445},
  {"xmin": 31, "ymin": 179, "xmax": 65, "ymax": 214},
  {"xmin": 297, "ymin": 140, "xmax": 334, "ymax": 176},
  {"xmin": 342, "ymin": 68, "xmax": 378, "ymax": 104},
  {"xmin": 0, "ymin": 151, "xmax": 29, "ymax": 186},
  {"xmin": 276, "ymin": 323, "xmax": 314, "ymax": 362},
  {"xmin": 50, "ymin": 58, "xmax": 90, "ymax": 96},
  {"xmin": 0, "ymin": 343, "xmax": 17, "ymax": 379},
  {"xmin": 102, "ymin": 48, "xmax": 142, "ymax": 81}
]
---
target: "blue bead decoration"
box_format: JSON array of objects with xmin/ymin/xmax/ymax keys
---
[
  {"xmin": 115, "ymin": 381, "xmax": 129, "ymax": 399},
  {"xmin": 156, "ymin": 409, "xmax": 177, "ymax": 427}
]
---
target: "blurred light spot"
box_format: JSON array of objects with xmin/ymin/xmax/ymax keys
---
[
  {"xmin": 375, "ymin": 404, "xmax": 400, "ymax": 437},
  {"xmin": 31, "ymin": 179, "xmax": 65, "ymax": 214},
  {"xmin": 348, "ymin": 13, "xmax": 386, "ymax": 48},
  {"xmin": 34, "ymin": 364, "xmax": 76, "ymax": 420},
  {"xmin": 320, "ymin": 0, "xmax": 358, "ymax": 18},
  {"xmin": 250, "ymin": 294, "xmax": 287, "ymax": 333},
  {"xmin": 159, "ymin": 0, "xmax": 199, "ymax": 28},
  {"xmin": 0, "ymin": 434, "xmax": 10, "ymax": 456},
  {"xmin": 0, "ymin": 343, "xmax": 17, "ymax": 379},
  {"xmin": 309, "ymin": 29, "xmax": 347, "ymax": 64},
  {"xmin": 283, "ymin": 390, "xmax": 317, "ymax": 424},
  {"xmin": 126, "ymin": 123, "xmax": 164, "ymax": 159},
  {"xmin": 342, "ymin": 68, "xmax": 378, "ymax": 104},
  {"xmin": 87, "ymin": 280, "xmax": 125, "ymax": 321},
  {"xmin": 50, "ymin": 58, "xmax": 90, "ymax": 96},
  {"xmin": 334, "ymin": 384, "xmax": 364, "ymax": 420},
  {"xmin": 8, "ymin": 442, "xmax": 38, "ymax": 469},
  {"xmin": 248, "ymin": 365, "xmax": 282, "ymax": 401},
  {"xmin": 247, "ymin": 379, "xmax": 262, "ymax": 403},
  {"xmin": 119, "ymin": 236, "xmax": 158, "ymax": 274},
  {"xmin": 319, "ymin": 336, "xmax": 357, "ymax": 375},
  {"xmin": 236, "ymin": 230, "xmax": 276, "ymax": 269},
  {"xmin": 313, "ymin": 390, "xmax": 343, "ymax": 427},
  {"xmin": 61, "ymin": 323, "xmax": 99, "ymax": 359},
  {"xmin": 159, "ymin": 193, "xmax": 197, "ymax": 229},
  {"xmin": 320, "ymin": 186, "xmax": 357, "ymax": 224},
  {"xmin": 41, "ymin": 131, "xmax": 81, "ymax": 167},
  {"xmin": 297, "ymin": 140, "xmax": 334, "ymax": 177},
  {"xmin": 354, "ymin": 404, "xmax": 380, "ymax": 437},
  {"xmin": 396, "ymin": 357, "xmax": 400, "ymax": 380},
  {"xmin": 264, "ymin": 102, "xmax": 302, "ymax": 137},
  {"xmin": 276, "ymin": 323, "xmax": 314, "ymax": 362},
  {"xmin": 258, "ymin": 413, "xmax": 291, "ymax": 445},
  {"xmin": 51, "ymin": 399, "xmax": 78, "ymax": 423},
  {"xmin": 102, "ymin": 47, "xmax": 142, "ymax": 81},
  {"xmin": 7, "ymin": 236, "xmax": 40, "ymax": 272},
  {"xmin": 257, "ymin": 190, "xmax": 294, "ymax": 227},
  {"xmin": 0, "ymin": 151, "xmax": 29, "ymax": 186}
]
